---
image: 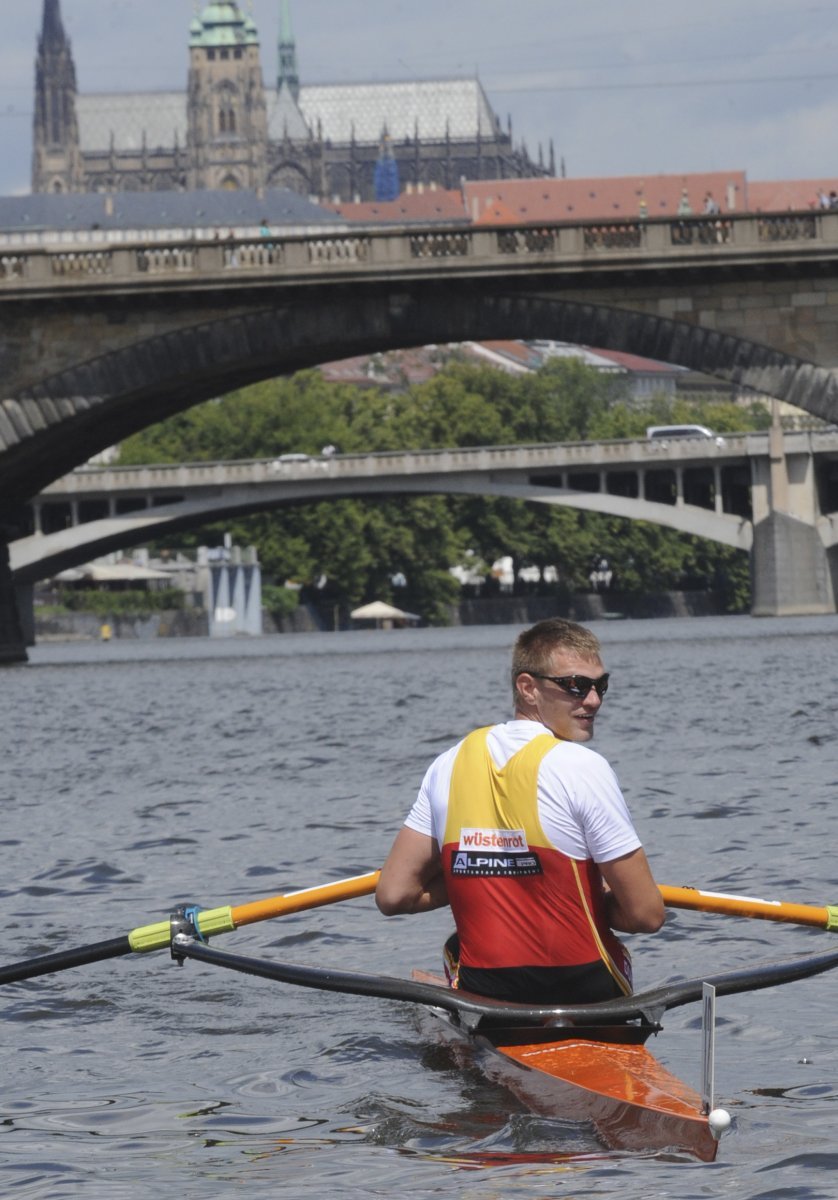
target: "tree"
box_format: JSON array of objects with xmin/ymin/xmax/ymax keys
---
[{"xmin": 118, "ymin": 357, "xmax": 764, "ymax": 620}]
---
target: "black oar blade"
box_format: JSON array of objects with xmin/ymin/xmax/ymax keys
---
[{"xmin": 0, "ymin": 936, "xmax": 132, "ymax": 986}]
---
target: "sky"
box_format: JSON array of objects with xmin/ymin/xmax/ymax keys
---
[{"xmin": 3, "ymin": 0, "xmax": 838, "ymax": 197}]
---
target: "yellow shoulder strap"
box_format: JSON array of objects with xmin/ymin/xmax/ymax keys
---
[{"xmin": 444, "ymin": 726, "xmax": 558, "ymax": 847}]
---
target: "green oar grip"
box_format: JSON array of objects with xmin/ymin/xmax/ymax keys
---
[
  {"xmin": 826, "ymin": 906, "xmax": 838, "ymax": 932},
  {"xmin": 128, "ymin": 905, "xmax": 235, "ymax": 952}
]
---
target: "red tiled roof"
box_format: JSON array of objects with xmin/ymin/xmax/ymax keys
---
[
  {"xmin": 587, "ymin": 347, "xmax": 684, "ymax": 375},
  {"xmin": 747, "ymin": 179, "xmax": 836, "ymax": 212},
  {"xmin": 320, "ymin": 171, "xmax": 838, "ymax": 228},
  {"xmin": 323, "ymin": 188, "xmax": 467, "ymax": 222},
  {"xmin": 476, "ymin": 340, "xmax": 544, "ymax": 368},
  {"xmin": 473, "ymin": 199, "xmax": 520, "ymax": 225},
  {"xmin": 319, "ymin": 341, "xmax": 687, "ymax": 388},
  {"xmin": 461, "ymin": 172, "xmax": 748, "ymax": 223}
]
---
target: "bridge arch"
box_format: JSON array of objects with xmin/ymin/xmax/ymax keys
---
[
  {"xmin": 13, "ymin": 466, "xmax": 757, "ymax": 586},
  {"xmin": 6, "ymin": 286, "xmax": 838, "ymax": 501}
]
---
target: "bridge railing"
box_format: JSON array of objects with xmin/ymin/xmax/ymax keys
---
[
  {"xmin": 0, "ymin": 210, "xmax": 833, "ymax": 290},
  {"xmin": 40, "ymin": 434, "xmax": 775, "ymax": 498},
  {"xmin": 42, "ymin": 428, "xmax": 838, "ymax": 499}
]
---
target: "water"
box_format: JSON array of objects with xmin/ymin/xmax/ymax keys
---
[{"xmin": 2, "ymin": 614, "xmax": 838, "ymax": 1198}]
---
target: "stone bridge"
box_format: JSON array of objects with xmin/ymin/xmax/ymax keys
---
[
  {"xmin": 3, "ymin": 209, "xmax": 838, "ymax": 501},
  {"xmin": 4, "ymin": 207, "xmax": 838, "ymax": 660}
]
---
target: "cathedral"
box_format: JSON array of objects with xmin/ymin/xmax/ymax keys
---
[{"xmin": 32, "ymin": 1, "xmax": 552, "ymax": 201}]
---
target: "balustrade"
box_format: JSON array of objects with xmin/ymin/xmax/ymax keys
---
[
  {"xmin": 497, "ymin": 227, "xmax": 557, "ymax": 254},
  {"xmin": 0, "ymin": 256, "xmax": 25, "ymax": 280},
  {"xmin": 49, "ymin": 250, "xmax": 113, "ymax": 277},
  {"xmin": 583, "ymin": 223, "xmax": 644, "ymax": 250},
  {"xmin": 757, "ymin": 214, "xmax": 818, "ymax": 242},
  {"xmin": 409, "ymin": 231, "xmax": 470, "ymax": 258},
  {"xmin": 224, "ymin": 241, "xmax": 283, "ymax": 269},
  {"xmin": 0, "ymin": 210, "xmax": 835, "ymax": 290},
  {"xmin": 306, "ymin": 236, "xmax": 370, "ymax": 263},
  {"xmin": 669, "ymin": 218, "xmax": 733, "ymax": 247},
  {"xmin": 137, "ymin": 246, "xmax": 195, "ymax": 273}
]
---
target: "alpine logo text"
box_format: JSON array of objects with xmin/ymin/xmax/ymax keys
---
[{"xmin": 451, "ymin": 849, "xmax": 542, "ymax": 877}]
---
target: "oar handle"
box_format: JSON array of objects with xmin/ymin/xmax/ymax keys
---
[
  {"xmin": 660, "ymin": 885, "xmax": 838, "ymax": 930},
  {"xmin": 127, "ymin": 871, "xmax": 383, "ymax": 954}
]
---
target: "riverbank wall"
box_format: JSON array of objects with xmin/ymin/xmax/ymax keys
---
[{"xmin": 32, "ymin": 590, "xmax": 725, "ymax": 641}]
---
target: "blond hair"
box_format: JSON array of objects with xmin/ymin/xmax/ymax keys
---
[{"xmin": 511, "ymin": 618, "xmax": 602, "ymax": 706}]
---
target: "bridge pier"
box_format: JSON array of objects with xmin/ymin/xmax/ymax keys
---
[
  {"xmin": 750, "ymin": 422, "xmax": 836, "ymax": 616},
  {"xmin": 751, "ymin": 513, "xmax": 835, "ymax": 616},
  {"xmin": 0, "ymin": 543, "xmax": 28, "ymax": 664}
]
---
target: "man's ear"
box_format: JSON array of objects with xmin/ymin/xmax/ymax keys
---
[{"xmin": 515, "ymin": 672, "xmax": 537, "ymax": 707}]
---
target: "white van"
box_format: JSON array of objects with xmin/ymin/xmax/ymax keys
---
[{"xmin": 646, "ymin": 424, "xmax": 725, "ymax": 446}]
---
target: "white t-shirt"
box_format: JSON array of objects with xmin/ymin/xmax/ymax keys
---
[{"xmin": 405, "ymin": 720, "xmax": 641, "ymax": 863}]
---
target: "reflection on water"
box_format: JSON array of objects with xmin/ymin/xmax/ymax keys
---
[{"xmin": 2, "ymin": 614, "xmax": 838, "ymax": 1197}]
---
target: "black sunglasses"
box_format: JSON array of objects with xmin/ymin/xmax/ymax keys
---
[{"xmin": 528, "ymin": 672, "xmax": 610, "ymax": 699}]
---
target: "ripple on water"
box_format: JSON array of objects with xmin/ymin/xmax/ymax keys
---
[{"xmin": 4, "ymin": 619, "xmax": 838, "ymax": 1198}]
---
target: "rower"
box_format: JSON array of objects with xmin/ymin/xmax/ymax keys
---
[{"xmin": 377, "ymin": 617, "xmax": 664, "ymax": 1006}]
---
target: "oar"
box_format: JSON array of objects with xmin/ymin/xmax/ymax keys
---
[
  {"xmin": 4, "ymin": 872, "xmax": 835, "ymax": 989},
  {"xmin": 0, "ymin": 870, "xmax": 381, "ymax": 986},
  {"xmin": 659, "ymin": 885, "xmax": 838, "ymax": 931}
]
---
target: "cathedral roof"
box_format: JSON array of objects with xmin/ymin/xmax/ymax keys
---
[
  {"xmin": 77, "ymin": 92, "xmax": 187, "ymax": 153},
  {"xmin": 268, "ymin": 82, "xmax": 310, "ymax": 142},
  {"xmin": 75, "ymin": 78, "xmax": 501, "ymax": 155},
  {"xmin": 293, "ymin": 79, "xmax": 499, "ymax": 144}
]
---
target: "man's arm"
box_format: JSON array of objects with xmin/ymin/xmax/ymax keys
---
[
  {"xmin": 598, "ymin": 847, "xmax": 665, "ymax": 933},
  {"xmin": 375, "ymin": 826, "xmax": 448, "ymax": 915}
]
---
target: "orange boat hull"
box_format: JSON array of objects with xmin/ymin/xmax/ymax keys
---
[{"xmin": 484, "ymin": 1036, "xmax": 718, "ymax": 1161}]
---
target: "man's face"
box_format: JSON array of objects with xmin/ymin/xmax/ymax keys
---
[{"xmin": 520, "ymin": 651, "xmax": 608, "ymax": 743}]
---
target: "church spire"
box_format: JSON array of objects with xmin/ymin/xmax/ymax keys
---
[
  {"xmin": 41, "ymin": 0, "xmax": 67, "ymax": 48},
  {"xmin": 277, "ymin": 0, "xmax": 300, "ymax": 101},
  {"xmin": 32, "ymin": 0, "xmax": 81, "ymax": 192}
]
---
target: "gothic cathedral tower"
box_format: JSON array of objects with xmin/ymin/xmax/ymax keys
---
[
  {"xmin": 186, "ymin": 3, "xmax": 268, "ymax": 190},
  {"xmin": 32, "ymin": 0, "xmax": 81, "ymax": 193}
]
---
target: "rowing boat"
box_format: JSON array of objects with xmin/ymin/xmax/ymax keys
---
[
  {"xmin": 7, "ymin": 875, "xmax": 838, "ymax": 1162},
  {"xmin": 413, "ymin": 968, "xmax": 721, "ymax": 1160},
  {"xmin": 169, "ymin": 938, "xmax": 838, "ymax": 1161}
]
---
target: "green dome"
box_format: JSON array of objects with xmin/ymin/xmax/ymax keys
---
[{"xmin": 189, "ymin": 3, "xmax": 259, "ymax": 48}]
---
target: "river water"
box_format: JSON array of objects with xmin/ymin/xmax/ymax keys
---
[{"xmin": 2, "ymin": 614, "xmax": 838, "ymax": 1198}]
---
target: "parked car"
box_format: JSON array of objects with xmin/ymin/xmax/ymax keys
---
[
  {"xmin": 645, "ymin": 424, "xmax": 725, "ymax": 446},
  {"xmin": 271, "ymin": 453, "xmax": 311, "ymax": 466}
]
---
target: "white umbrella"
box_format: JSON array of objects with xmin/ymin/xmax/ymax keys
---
[{"xmin": 350, "ymin": 600, "xmax": 420, "ymax": 623}]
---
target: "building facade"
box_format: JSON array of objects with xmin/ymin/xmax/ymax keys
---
[{"xmin": 32, "ymin": 1, "xmax": 552, "ymax": 200}]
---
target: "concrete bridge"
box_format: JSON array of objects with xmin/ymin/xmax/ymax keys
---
[
  {"xmin": 13, "ymin": 430, "xmax": 838, "ymax": 628},
  {"xmin": 4, "ymin": 206, "xmax": 838, "ymax": 660}
]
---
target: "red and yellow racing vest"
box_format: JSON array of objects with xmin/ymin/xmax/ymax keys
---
[{"xmin": 442, "ymin": 726, "xmax": 631, "ymax": 993}]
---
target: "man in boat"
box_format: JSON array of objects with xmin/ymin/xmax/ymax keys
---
[{"xmin": 376, "ymin": 617, "xmax": 664, "ymax": 1005}]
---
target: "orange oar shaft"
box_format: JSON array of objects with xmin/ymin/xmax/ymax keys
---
[
  {"xmin": 660, "ymin": 885, "xmax": 838, "ymax": 930},
  {"xmin": 232, "ymin": 876, "xmax": 838, "ymax": 933},
  {"xmin": 231, "ymin": 870, "xmax": 381, "ymax": 929}
]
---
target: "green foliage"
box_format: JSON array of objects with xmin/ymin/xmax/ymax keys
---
[
  {"xmin": 261, "ymin": 583, "xmax": 300, "ymax": 618},
  {"xmin": 57, "ymin": 588, "xmax": 184, "ymax": 616},
  {"xmin": 118, "ymin": 358, "xmax": 767, "ymax": 621}
]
